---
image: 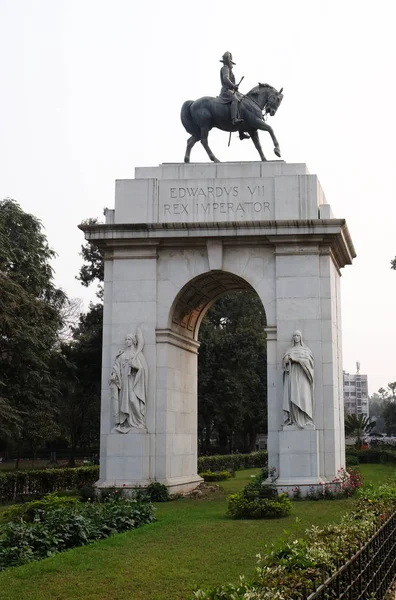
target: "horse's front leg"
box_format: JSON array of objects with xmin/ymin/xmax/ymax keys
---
[
  {"xmin": 256, "ymin": 120, "xmax": 281, "ymax": 158},
  {"xmin": 200, "ymin": 129, "xmax": 220, "ymax": 163},
  {"xmin": 250, "ymin": 131, "xmax": 266, "ymax": 161}
]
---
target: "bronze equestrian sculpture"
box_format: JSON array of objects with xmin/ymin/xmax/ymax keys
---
[{"xmin": 181, "ymin": 51, "xmax": 283, "ymax": 163}]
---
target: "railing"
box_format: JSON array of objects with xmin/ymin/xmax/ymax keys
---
[{"xmin": 305, "ymin": 512, "xmax": 396, "ymax": 599}]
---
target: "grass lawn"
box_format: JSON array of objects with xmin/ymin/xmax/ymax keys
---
[{"xmin": 0, "ymin": 463, "xmax": 393, "ymax": 600}]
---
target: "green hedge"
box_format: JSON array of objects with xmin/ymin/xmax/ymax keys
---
[
  {"xmin": 0, "ymin": 466, "xmax": 99, "ymax": 503},
  {"xmin": 199, "ymin": 470, "xmax": 233, "ymax": 482},
  {"xmin": 0, "ymin": 452, "xmax": 267, "ymax": 502},
  {"xmin": 197, "ymin": 451, "xmax": 267, "ymax": 474},
  {"xmin": 346, "ymin": 447, "xmax": 396, "ymax": 464}
]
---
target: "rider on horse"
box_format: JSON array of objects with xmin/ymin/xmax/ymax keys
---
[{"xmin": 218, "ymin": 51, "xmax": 244, "ymax": 126}]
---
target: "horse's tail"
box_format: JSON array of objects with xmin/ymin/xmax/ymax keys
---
[{"xmin": 181, "ymin": 101, "xmax": 201, "ymax": 138}]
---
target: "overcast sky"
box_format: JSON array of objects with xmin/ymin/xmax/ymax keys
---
[{"xmin": 1, "ymin": 0, "xmax": 395, "ymax": 394}]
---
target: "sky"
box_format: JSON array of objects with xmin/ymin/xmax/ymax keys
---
[{"xmin": 0, "ymin": 0, "xmax": 395, "ymax": 394}]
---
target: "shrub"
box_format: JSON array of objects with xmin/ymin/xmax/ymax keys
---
[
  {"xmin": 146, "ymin": 482, "xmax": 170, "ymax": 502},
  {"xmin": 197, "ymin": 451, "xmax": 267, "ymax": 474},
  {"xmin": 0, "ymin": 466, "xmax": 99, "ymax": 503},
  {"xmin": 199, "ymin": 471, "xmax": 233, "ymax": 482},
  {"xmin": 227, "ymin": 491, "xmax": 292, "ymax": 519},
  {"xmin": 0, "ymin": 493, "xmax": 78, "ymax": 523},
  {"xmin": 0, "ymin": 497, "xmax": 155, "ymax": 571},
  {"xmin": 227, "ymin": 466, "xmax": 291, "ymax": 519},
  {"xmin": 346, "ymin": 454, "xmax": 359, "ymax": 466},
  {"xmin": 77, "ymin": 483, "xmax": 98, "ymax": 503}
]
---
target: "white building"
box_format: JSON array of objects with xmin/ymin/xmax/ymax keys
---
[{"xmin": 343, "ymin": 362, "xmax": 369, "ymax": 418}]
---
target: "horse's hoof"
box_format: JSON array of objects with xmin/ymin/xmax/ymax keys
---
[
  {"xmin": 274, "ymin": 147, "xmax": 281, "ymax": 158},
  {"xmin": 184, "ymin": 158, "xmax": 190, "ymax": 164},
  {"xmin": 213, "ymin": 158, "xmax": 220, "ymax": 163}
]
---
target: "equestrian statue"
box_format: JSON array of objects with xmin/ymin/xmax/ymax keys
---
[{"xmin": 181, "ymin": 51, "xmax": 283, "ymax": 163}]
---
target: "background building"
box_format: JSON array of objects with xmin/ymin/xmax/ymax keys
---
[{"xmin": 343, "ymin": 362, "xmax": 369, "ymax": 417}]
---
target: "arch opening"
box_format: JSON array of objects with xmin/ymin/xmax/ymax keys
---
[
  {"xmin": 170, "ymin": 271, "xmax": 266, "ymax": 340},
  {"xmin": 197, "ymin": 289, "xmax": 268, "ymax": 455}
]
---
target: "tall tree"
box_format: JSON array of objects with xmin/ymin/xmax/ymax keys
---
[
  {"xmin": 77, "ymin": 218, "xmax": 104, "ymax": 298},
  {"xmin": 57, "ymin": 304, "xmax": 102, "ymax": 465},
  {"xmin": 382, "ymin": 402, "xmax": 396, "ymax": 435},
  {"xmin": 54, "ymin": 221, "xmax": 104, "ymax": 465},
  {"xmin": 0, "ymin": 199, "xmax": 66, "ymax": 454},
  {"xmin": 198, "ymin": 291, "xmax": 267, "ymax": 453}
]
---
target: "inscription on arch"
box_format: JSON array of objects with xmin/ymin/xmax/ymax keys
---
[{"xmin": 159, "ymin": 179, "xmax": 274, "ymax": 222}]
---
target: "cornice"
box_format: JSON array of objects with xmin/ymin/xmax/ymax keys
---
[{"xmin": 79, "ymin": 219, "xmax": 356, "ymax": 269}]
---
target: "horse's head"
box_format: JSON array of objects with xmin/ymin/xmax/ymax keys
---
[{"xmin": 260, "ymin": 84, "xmax": 283, "ymax": 117}]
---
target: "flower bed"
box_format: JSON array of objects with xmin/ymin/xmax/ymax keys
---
[{"xmin": 0, "ymin": 494, "xmax": 155, "ymax": 571}]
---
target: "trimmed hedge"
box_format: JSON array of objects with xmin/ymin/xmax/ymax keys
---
[
  {"xmin": 346, "ymin": 447, "xmax": 396, "ymax": 464},
  {"xmin": 0, "ymin": 452, "xmax": 267, "ymax": 502},
  {"xmin": 197, "ymin": 451, "xmax": 267, "ymax": 474},
  {"xmin": 0, "ymin": 467, "xmax": 99, "ymax": 503},
  {"xmin": 199, "ymin": 470, "xmax": 233, "ymax": 482}
]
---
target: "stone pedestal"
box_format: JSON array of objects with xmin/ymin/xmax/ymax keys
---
[
  {"xmin": 79, "ymin": 161, "xmax": 356, "ymax": 495},
  {"xmin": 275, "ymin": 426, "xmax": 322, "ymax": 495}
]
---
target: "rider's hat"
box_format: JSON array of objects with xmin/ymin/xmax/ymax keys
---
[{"xmin": 220, "ymin": 51, "xmax": 236, "ymax": 65}]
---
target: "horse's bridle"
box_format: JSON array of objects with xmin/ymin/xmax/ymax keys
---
[{"xmin": 244, "ymin": 94, "xmax": 270, "ymax": 121}]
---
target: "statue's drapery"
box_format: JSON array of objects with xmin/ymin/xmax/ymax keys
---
[
  {"xmin": 282, "ymin": 331, "xmax": 314, "ymax": 429},
  {"xmin": 110, "ymin": 329, "xmax": 148, "ymax": 433}
]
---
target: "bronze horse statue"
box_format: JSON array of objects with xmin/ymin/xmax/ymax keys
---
[{"xmin": 181, "ymin": 83, "xmax": 283, "ymax": 163}]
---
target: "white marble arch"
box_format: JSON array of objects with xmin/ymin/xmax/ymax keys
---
[{"xmin": 79, "ymin": 161, "xmax": 356, "ymax": 495}]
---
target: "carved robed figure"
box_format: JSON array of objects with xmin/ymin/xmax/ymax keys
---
[
  {"xmin": 282, "ymin": 331, "xmax": 314, "ymax": 429},
  {"xmin": 110, "ymin": 328, "xmax": 148, "ymax": 433}
]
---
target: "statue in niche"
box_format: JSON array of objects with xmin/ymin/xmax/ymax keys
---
[
  {"xmin": 110, "ymin": 328, "xmax": 148, "ymax": 433},
  {"xmin": 282, "ymin": 330, "xmax": 314, "ymax": 429}
]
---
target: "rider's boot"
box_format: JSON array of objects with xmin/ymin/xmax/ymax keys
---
[{"xmin": 231, "ymin": 100, "xmax": 243, "ymax": 126}]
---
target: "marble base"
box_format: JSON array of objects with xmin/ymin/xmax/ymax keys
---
[
  {"xmin": 95, "ymin": 475, "xmax": 202, "ymax": 496},
  {"xmin": 157, "ymin": 475, "xmax": 203, "ymax": 495},
  {"xmin": 275, "ymin": 479, "xmax": 340, "ymax": 498},
  {"xmin": 279, "ymin": 425, "xmax": 320, "ymax": 480}
]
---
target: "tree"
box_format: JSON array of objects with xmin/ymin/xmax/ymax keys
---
[
  {"xmin": 77, "ymin": 218, "xmax": 104, "ymax": 298},
  {"xmin": 377, "ymin": 387, "xmax": 389, "ymax": 401},
  {"xmin": 391, "ymin": 257, "xmax": 396, "ymax": 270},
  {"xmin": 382, "ymin": 402, "xmax": 396, "ymax": 435},
  {"xmin": 198, "ymin": 291, "xmax": 267, "ymax": 453},
  {"xmin": 345, "ymin": 414, "xmax": 376, "ymax": 448},
  {"xmin": 387, "ymin": 382, "xmax": 396, "ymax": 402},
  {"xmin": 0, "ymin": 199, "xmax": 66, "ymax": 453},
  {"xmin": 57, "ymin": 303, "xmax": 102, "ymax": 465},
  {"xmin": 369, "ymin": 393, "xmax": 386, "ymax": 433},
  {"xmin": 54, "ymin": 220, "xmax": 105, "ymax": 465},
  {"xmin": 58, "ymin": 297, "xmax": 84, "ymax": 342}
]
